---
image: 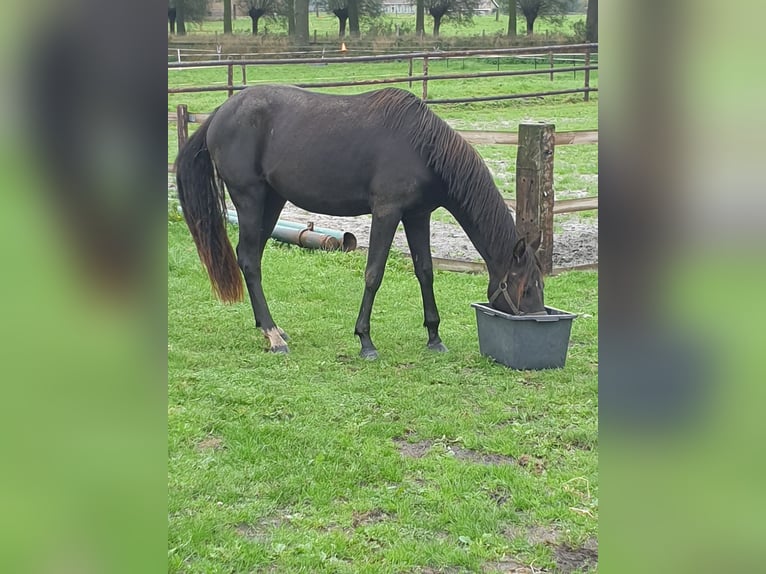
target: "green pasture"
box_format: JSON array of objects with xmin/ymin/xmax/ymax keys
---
[
  {"xmin": 168, "ymin": 217, "xmax": 598, "ymax": 573},
  {"xmin": 175, "ymin": 14, "xmax": 586, "ymax": 40}
]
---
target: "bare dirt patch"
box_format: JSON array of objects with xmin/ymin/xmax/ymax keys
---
[
  {"xmin": 195, "ymin": 436, "xmax": 224, "ymax": 451},
  {"xmin": 553, "ymin": 538, "xmax": 598, "ymax": 573},
  {"xmin": 446, "ymin": 445, "xmax": 515, "ymax": 465},
  {"xmin": 394, "ymin": 438, "xmax": 434, "ymax": 459},
  {"xmin": 482, "ymin": 559, "xmax": 537, "ymax": 573},
  {"xmin": 279, "ymin": 202, "xmax": 597, "ymax": 270},
  {"xmin": 234, "ymin": 516, "xmax": 286, "ymax": 542},
  {"xmin": 352, "ymin": 508, "xmax": 392, "ymax": 528},
  {"xmin": 504, "ymin": 524, "xmax": 561, "ymax": 546},
  {"xmin": 394, "ymin": 438, "xmax": 515, "ymax": 465},
  {"xmin": 517, "ymin": 454, "xmax": 546, "ymax": 475},
  {"xmin": 500, "ymin": 525, "xmax": 597, "ymax": 573}
]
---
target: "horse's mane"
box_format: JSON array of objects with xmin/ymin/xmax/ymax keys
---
[{"xmin": 368, "ymin": 88, "xmax": 516, "ymax": 251}]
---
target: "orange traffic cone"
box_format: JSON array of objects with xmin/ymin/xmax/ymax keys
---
[{"xmin": 340, "ymin": 42, "xmax": 347, "ymax": 53}]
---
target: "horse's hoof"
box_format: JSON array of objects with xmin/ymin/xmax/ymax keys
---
[
  {"xmin": 278, "ymin": 329, "xmax": 290, "ymax": 342},
  {"xmin": 270, "ymin": 345, "xmax": 289, "ymax": 354},
  {"xmin": 428, "ymin": 341, "xmax": 449, "ymax": 353},
  {"xmin": 360, "ymin": 348, "xmax": 379, "ymax": 360}
]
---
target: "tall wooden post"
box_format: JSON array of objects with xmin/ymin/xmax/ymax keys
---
[
  {"xmin": 176, "ymin": 104, "xmax": 189, "ymax": 152},
  {"xmin": 515, "ymin": 122, "xmax": 555, "ymax": 275},
  {"xmin": 422, "ymin": 56, "xmax": 429, "ymax": 100},
  {"xmin": 227, "ymin": 62, "xmax": 234, "ymax": 97},
  {"xmin": 584, "ymin": 49, "xmax": 591, "ymax": 101},
  {"xmin": 548, "ymin": 50, "xmax": 554, "ymax": 81}
]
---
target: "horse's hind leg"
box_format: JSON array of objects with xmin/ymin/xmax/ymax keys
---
[
  {"xmin": 354, "ymin": 210, "xmax": 401, "ymax": 359},
  {"xmin": 229, "ymin": 185, "xmax": 289, "ymax": 353},
  {"xmin": 255, "ymin": 193, "xmax": 288, "ymax": 342},
  {"xmin": 402, "ymin": 212, "xmax": 447, "ymax": 352}
]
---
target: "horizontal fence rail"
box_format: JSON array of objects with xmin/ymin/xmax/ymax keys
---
[
  {"xmin": 168, "ymin": 43, "xmax": 598, "ymax": 67},
  {"xmin": 168, "ymin": 44, "xmax": 597, "ymax": 103}
]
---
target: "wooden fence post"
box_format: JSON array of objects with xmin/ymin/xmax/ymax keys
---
[
  {"xmin": 408, "ymin": 57, "xmax": 413, "ymax": 88},
  {"xmin": 176, "ymin": 104, "xmax": 189, "ymax": 152},
  {"xmin": 515, "ymin": 122, "xmax": 555, "ymax": 275},
  {"xmin": 422, "ymin": 56, "xmax": 429, "ymax": 100},
  {"xmin": 227, "ymin": 61, "xmax": 234, "ymax": 97},
  {"xmin": 583, "ymin": 49, "xmax": 591, "ymax": 102},
  {"xmin": 548, "ymin": 50, "xmax": 554, "ymax": 81}
]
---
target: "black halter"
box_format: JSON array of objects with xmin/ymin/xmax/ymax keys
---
[{"xmin": 489, "ymin": 271, "xmax": 522, "ymax": 315}]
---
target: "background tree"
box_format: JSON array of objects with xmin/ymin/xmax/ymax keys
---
[
  {"xmin": 347, "ymin": 0, "xmax": 360, "ymax": 37},
  {"xmin": 294, "ymin": 0, "xmax": 310, "ymax": 43},
  {"xmin": 282, "ymin": 0, "xmax": 296, "ymax": 35},
  {"xmin": 585, "ymin": 0, "xmax": 596, "ymax": 42},
  {"xmin": 425, "ymin": 0, "xmax": 477, "ymax": 37},
  {"xmin": 238, "ymin": 0, "xmax": 278, "ymax": 34},
  {"xmin": 169, "ymin": 4, "xmax": 177, "ymax": 34},
  {"xmin": 517, "ymin": 0, "xmax": 567, "ymax": 35},
  {"xmin": 506, "ymin": 0, "xmax": 516, "ymax": 37},
  {"xmin": 171, "ymin": 0, "xmax": 208, "ymax": 36},
  {"xmin": 326, "ymin": 0, "xmax": 350, "ymax": 37},
  {"xmin": 324, "ymin": 0, "xmax": 381, "ymax": 37},
  {"xmin": 223, "ymin": 0, "xmax": 233, "ymax": 33},
  {"xmin": 416, "ymin": 0, "xmax": 425, "ymax": 35}
]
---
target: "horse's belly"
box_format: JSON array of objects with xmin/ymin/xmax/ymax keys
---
[
  {"xmin": 267, "ymin": 170, "xmax": 372, "ymax": 216},
  {"xmin": 288, "ymin": 194, "xmax": 371, "ymax": 217}
]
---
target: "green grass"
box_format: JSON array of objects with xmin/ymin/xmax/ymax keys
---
[
  {"xmin": 175, "ymin": 14, "xmax": 586, "ymax": 40},
  {"xmin": 168, "ymin": 219, "xmax": 597, "ymax": 573}
]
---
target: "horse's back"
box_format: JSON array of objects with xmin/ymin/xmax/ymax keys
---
[{"xmin": 207, "ymin": 86, "xmax": 441, "ymax": 216}]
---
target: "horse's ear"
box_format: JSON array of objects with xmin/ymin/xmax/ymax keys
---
[
  {"xmin": 513, "ymin": 237, "xmax": 527, "ymax": 260},
  {"xmin": 528, "ymin": 231, "xmax": 542, "ymax": 252}
]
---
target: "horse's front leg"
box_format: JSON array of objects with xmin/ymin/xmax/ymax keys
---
[
  {"xmin": 355, "ymin": 211, "xmax": 401, "ymax": 359},
  {"xmin": 230, "ymin": 186, "xmax": 289, "ymax": 353},
  {"xmin": 402, "ymin": 212, "xmax": 447, "ymax": 352}
]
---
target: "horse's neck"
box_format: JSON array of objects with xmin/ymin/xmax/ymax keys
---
[{"xmin": 445, "ymin": 199, "xmax": 515, "ymax": 275}]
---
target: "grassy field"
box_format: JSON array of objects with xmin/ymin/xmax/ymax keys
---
[
  {"xmin": 168, "ymin": 217, "xmax": 598, "ymax": 573},
  {"xmin": 175, "ymin": 14, "xmax": 586, "ymax": 40}
]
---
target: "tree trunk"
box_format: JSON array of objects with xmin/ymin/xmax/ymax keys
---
[
  {"xmin": 223, "ymin": 0, "xmax": 232, "ymax": 34},
  {"xmin": 168, "ymin": 8, "xmax": 176, "ymax": 35},
  {"xmin": 507, "ymin": 0, "xmax": 516, "ymax": 37},
  {"xmin": 416, "ymin": 0, "xmax": 425, "ymax": 35},
  {"xmin": 526, "ymin": 17, "xmax": 535, "ymax": 35},
  {"xmin": 333, "ymin": 9, "xmax": 349, "ymax": 37},
  {"xmin": 586, "ymin": 0, "xmax": 598, "ymax": 42},
  {"xmin": 176, "ymin": 1, "xmax": 186, "ymax": 35},
  {"xmin": 249, "ymin": 8, "xmax": 264, "ymax": 35},
  {"xmin": 286, "ymin": 0, "xmax": 296, "ymax": 36},
  {"xmin": 433, "ymin": 16, "xmax": 442, "ymax": 36},
  {"xmin": 348, "ymin": 0, "xmax": 360, "ymax": 37},
  {"xmin": 294, "ymin": 0, "xmax": 310, "ymax": 44}
]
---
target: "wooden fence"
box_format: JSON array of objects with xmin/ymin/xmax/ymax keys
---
[
  {"xmin": 168, "ymin": 104, "xmax": 597, "ymax": 275},
  {"xmin": 168, "ymin": 43, "xmax": 597, "ymax": 104}
]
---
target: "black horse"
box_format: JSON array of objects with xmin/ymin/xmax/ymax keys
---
[{"xmin": 175, "ymin": 85, "xmax": 545, "ymax": 358}]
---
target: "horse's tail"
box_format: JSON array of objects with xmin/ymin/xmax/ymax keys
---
[{"xmin": 174, "ymin": 109, "xmax": 244, "ymax": 303}]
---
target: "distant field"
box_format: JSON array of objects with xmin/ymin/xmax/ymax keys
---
[{"xmin": 174, "ymin": 13, "xmax": 586, "ymax": 39}]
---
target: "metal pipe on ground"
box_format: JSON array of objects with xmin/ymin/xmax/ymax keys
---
[
  {"xmin": 271, "ymin": 224, "xmax": 341, "ymax": 251},
  {"xmin": 224, "ymin": 209, "xmax": 356, "ymax": 252},
  {"xmin": 275, "ymin": 220, "xmax": 357, "ymax": 251}
]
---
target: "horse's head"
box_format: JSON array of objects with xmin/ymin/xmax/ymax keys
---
[{"xmin": 488, "ymin": 235, "xmax": 546, "ymax": 315}]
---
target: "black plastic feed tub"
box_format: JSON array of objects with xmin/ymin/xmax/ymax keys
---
[{"xmin": 471, "ymin": 303, "xmax": 577, "ymax": 370}]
